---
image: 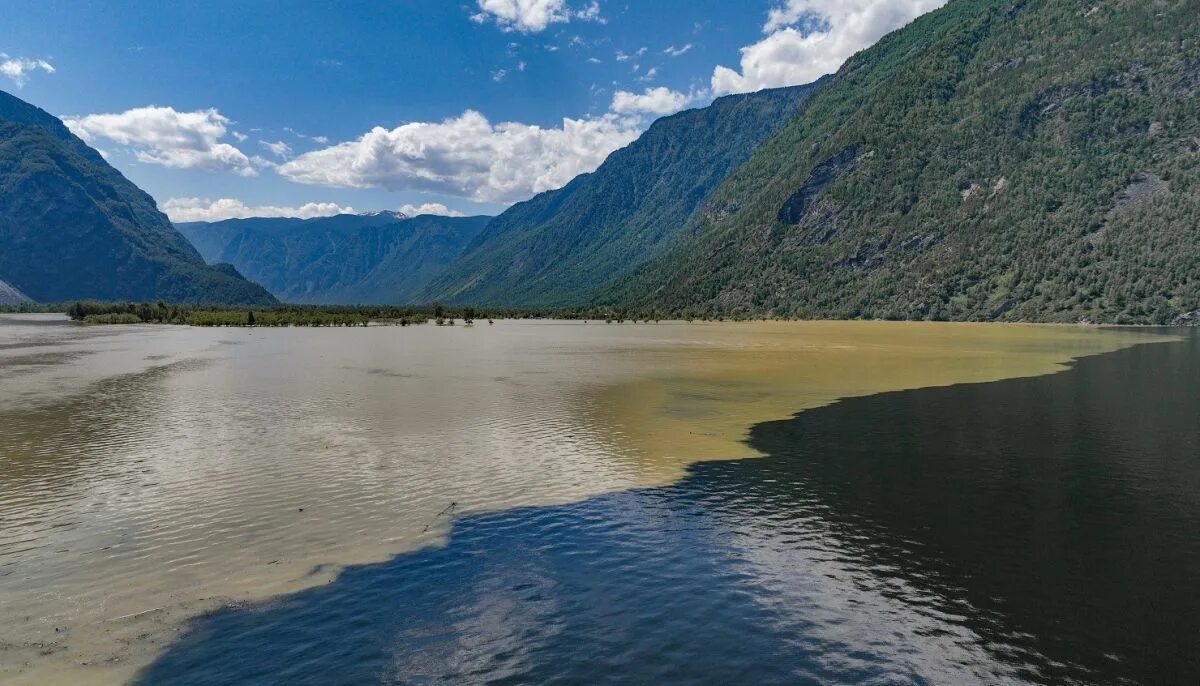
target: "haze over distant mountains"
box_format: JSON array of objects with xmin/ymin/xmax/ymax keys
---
[
  {"xmin": 177, "ymin": 212, "xmax": 490, "ymax": 304},
  {"xmin": 0, "ymin": 279, "xmax": 29, "ymax": 305},
  {"xmin": 0, "ymin": 91, "xmax": 276, "ymax": 305}
]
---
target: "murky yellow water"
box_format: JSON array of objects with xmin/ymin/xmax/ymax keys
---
[{"xmin": 0, "ymin": 315, "xmax": 1163, "ymax": 684}]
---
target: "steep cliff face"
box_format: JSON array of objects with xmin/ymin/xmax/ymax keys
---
[
  {"xmin": 609, "ymin": 0, "xmax": 1200, "ymax": 324},
  {"xmin": 419, "ymin": 83, "xmax": 822, "ymax": 306},
  {"xmin": 0, "ymin": 90, "xmax": 277, "ymax": 305}
]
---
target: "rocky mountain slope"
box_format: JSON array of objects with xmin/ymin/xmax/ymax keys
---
[{"xmin": 0, "ymin": 90, "xmax": 276, "ymax": 305}]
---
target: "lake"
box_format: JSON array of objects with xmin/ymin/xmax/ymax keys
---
[{"xmin": 0, "ymin": 315, "xmax": 1193, "ymax": 684}]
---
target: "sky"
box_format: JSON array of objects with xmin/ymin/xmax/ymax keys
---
[{"xmin": 0, "ymin": 0, "xmax": 945, "ymax": 222}]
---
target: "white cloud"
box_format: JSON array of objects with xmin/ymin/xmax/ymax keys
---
[
  {"xmin": 399, "ymin": 202, "xmax": 466, "ymax": 217},
  {"xmin": 492, "ymin": 68, "xmax": 508, "ymax": 82},
  {"xmin": 63, "ymin": 106, "xmax": 259, "ymax": 175},
  {"xmin": 161, "ymin": 197, "xmax": 354, "ymax": 222},
  {"xmin": 663, "ymin": 44, "xmax": 693, "ymax": 57},
  {"xmin": 0, "ymin": 53, "xmax": 55, "ymax": 88},
  {"xmin": 711, "ymin": 0, "xmax": 947, "ymax": 95},
  {"xmin": 276, "ymin": 109, "xmax": 641, "ymax": 204},
  {"xmin": 471, "ymin": 0, "xmax": 603, "ymax": 33},
  {"xmin": 260, "ymin": 140, "xmax": 293, "ymax": 159},
  {"xmin": 610, "ymin": 87, "xmax": 698, "ymax": 116},
  {"xmin": 283, "ymin": 127, "xmax": 330, "ymax": 145},
  {"xmin": 575, "ymin": 1, "xmax": 603, "ymax": 23}
]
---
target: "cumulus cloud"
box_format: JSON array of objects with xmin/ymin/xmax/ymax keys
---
[
  {"xmin": 711, "ymin": 0, "xmax": 947, "ymax": 95},
  {"xmin": 0, "ymin": 54, "xmax": 55, "ymax": 88},
  {"xmin": 471, "ymin": 0, "xmax": 603, "ymax": 33},
  {"xmin": 276, "ymin": 109, "xmax": 640, "ymax": 203},
  {"xmin": 260, "ymin": 140, "xmax": 293, "ymax": 159},
  {"xmin": 610, "ymin": 87, "xmax": 698, "ymax": 116},
  {"xmin": 161, "ymin": 197, "xmax": 354, "ymax": 222},
  {"xmin": 63, "ymin": 106, "xmax": 259, "ymax": 175},
  {"xmin": 663, "ymin": 44, "xmax": 693, "ymax": 57},
  {"xmin": 398, "ymin": 202, "xmax": 466, "ymax": 217}
]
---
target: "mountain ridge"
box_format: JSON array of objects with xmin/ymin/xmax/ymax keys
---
[
  {"xmin": 177, "ymin": 213, "xmax": 491, "ymax": 304},
  {"xmin": 418, "ymin": 83, "xmax": 823, "ymax": 306},
  {"xmin": 0, "ymin": 90, "xmax": 277, "ymax": 305}
]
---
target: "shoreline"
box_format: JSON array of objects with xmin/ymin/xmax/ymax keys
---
[{"xmin": 3, "ymin": 305, "xmax": 1198, "ymax": 328}]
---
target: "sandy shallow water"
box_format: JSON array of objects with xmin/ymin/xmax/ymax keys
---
[{"xmin": 0, "ymin": 315, "xmax": 1165, "ymax": 684}]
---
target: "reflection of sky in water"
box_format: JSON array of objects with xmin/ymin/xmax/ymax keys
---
[
  {"xmin": 0, "ymin": 315, "xmax": 1166, "ymax": 685},
  {"xmin": 137, "ymin": 335, "xmax": 1200, "ymax": 685}
]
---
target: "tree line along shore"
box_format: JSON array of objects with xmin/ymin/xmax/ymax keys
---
[
  {"xmin": 0, "ymin": 301, "xmax": 690, "ymax": 327},
  {"xmin": 1, "ymin": 300, "xmax": 1195, "ymax": 327}
]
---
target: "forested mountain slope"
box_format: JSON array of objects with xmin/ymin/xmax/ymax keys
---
[
  {"xmin": 607, "ymin": 0, "xmax": 1199, "ymax": 324},
  {"xmin": 419, "ymin": 83, "xmax": 822, "ymax": 306},
  {"xmin": 177, "ymin": 213, "xmax": 490, "ymax": 304},
  {"xmin": 0, "ymin": 90, "xmax": 276, "ymax": 305}
]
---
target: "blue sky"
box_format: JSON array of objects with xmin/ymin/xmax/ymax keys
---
[{"xmin": 0, "ymin": 1, "xmax": 944, "ymax": 221}]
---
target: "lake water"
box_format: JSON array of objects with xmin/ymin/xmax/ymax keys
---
[{"xmin": 0, "ymin": 315, "xmax": 1191, "ymax": 684}]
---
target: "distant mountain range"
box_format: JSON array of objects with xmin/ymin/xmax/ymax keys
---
[
  {"xmin": 0, "ymin": 90, "xmax": 276, "ymax": 305},
  {"xmin": 176, "ymin": 212, "xmax": 490, "ymax": 304},
  {"xmin": 418, "ymin": 83, "xmax": 821, "ymax": 307}
]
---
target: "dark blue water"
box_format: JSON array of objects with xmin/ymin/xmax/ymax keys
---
[{"xmin": 137, "ymin": 332, "xmax": 1200, "ymax": 685}]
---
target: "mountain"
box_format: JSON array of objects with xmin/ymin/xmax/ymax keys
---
[
  {"xmin": 0, "ymin": 279, "xmax": 29, "ymax": 305},
  {"xmin": 606, "ymin": 0, "xmax": 1200, "ymax": 324},
  {"xmin": 176, "ymin": 213, "xmax": 491, "ymax": 304},
  {"xmin": 0, "ymin": 90, "xmax": 276, "ymax": 305},
  {"xmin": 418, "ymin": 83, "xmax": 822, "ymax": 307}
]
